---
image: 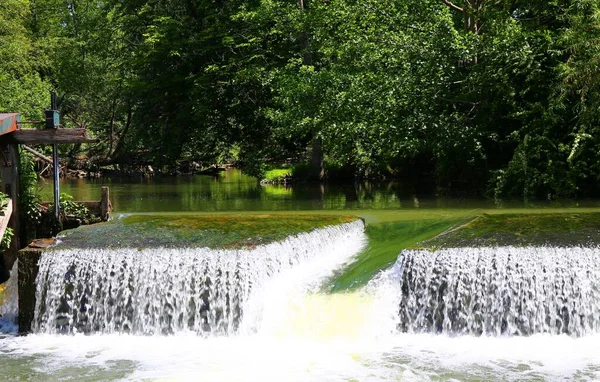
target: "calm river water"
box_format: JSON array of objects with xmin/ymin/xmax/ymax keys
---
[{"xmin": 38, "ymin": 168, "xmax": 599, "ymax": 213}]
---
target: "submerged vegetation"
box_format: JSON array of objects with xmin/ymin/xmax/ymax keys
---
[
  {"xmin": 56, "ymin": 214, "xmax": 358, "ymax": 250},
  {"xmin": 328, "ymin": 209, "xmax": 600, "ymax": 290},
  {"xmin": 327, "ymin": 218, "xmax": 466, "ymax": 291},
  {"xmin": 422, "ymin": 213, "xmax": 600, "ymax": 248}
]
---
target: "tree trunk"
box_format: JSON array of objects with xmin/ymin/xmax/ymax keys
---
[
  {"xmin": 299, "ymin": 0, "xmax": 324, "ymax": 181},
  {"xmin": 310, "ymin": 131, "xmax": 324, "ymax": 181},
  {"xmin": 442, "ymin": 0, "xmax": 483, "ymax": 35},
  {"xmin": 442, "ymin": 0, "xmax": 482, "ymax": 64}
]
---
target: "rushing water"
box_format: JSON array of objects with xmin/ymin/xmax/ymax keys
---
[
  {"xmin": 0, "ymin": 262, "xmax": 18, "ymax": 333},
  {"xmin": 33, "ymin": 221, "xmax": 366, "ymax": 335},
  {"xmin": 4, "ymin": 239, "xmax": 600, "ymax": 379},
  {"xmin": 395, "ymin": 247, "xmax": 600, "ymax": 337}
]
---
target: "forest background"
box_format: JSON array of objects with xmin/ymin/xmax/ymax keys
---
[{"xmin": 1, "ymin": 0, "xmax": 600, "ymax": 199}]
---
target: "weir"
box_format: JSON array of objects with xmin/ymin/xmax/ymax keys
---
[
  {"xmin": 9, "ymin": 227, "xmax": 600, "ymax": 338},
  {"xmin": 3, "ymin": 219, "xmax": 600, "ymax": 380},
  {"xmin": 29, "ymin": 220, "xmax": 366, "ymax": 335}
]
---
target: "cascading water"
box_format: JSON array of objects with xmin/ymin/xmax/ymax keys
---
[
  {"xmin": 389, "ymin": 246, "xmax": 600, "ymax": 336},
  {"xmin": 6, "ymin": 222, "xmax": 600, "ymax": 380},
  {"xmin": 33, "ymin": 220, "xmax": 366, "ymax": 335}
]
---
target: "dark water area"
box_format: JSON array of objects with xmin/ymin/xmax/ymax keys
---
[{"xmin": 38, "ymin": 169, "xmax": 600, "ymax": 213}]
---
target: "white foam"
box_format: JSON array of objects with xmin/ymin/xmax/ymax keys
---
[{"xmin": 2, "ymin": 325, "xmax": 600, "ymax": 380}]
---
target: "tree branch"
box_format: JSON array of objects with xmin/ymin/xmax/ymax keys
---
[{"xmin": 442, "ymin": 0, "xmax": 464, "ymax": 13}]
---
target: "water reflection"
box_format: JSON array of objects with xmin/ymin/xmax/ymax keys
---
[{"xmin": 38, "ymin": 169, "xmax": 600, "ymax": 213}]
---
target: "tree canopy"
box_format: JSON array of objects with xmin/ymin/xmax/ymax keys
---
[{"xmin": 1, "ymin": 0, "xmax": 599, "ymax": 199}]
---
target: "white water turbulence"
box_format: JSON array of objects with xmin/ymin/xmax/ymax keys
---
[
  {"xmin": 4, "ymin": 243, "xmax": 600, "ymax": 380},
  {"xmin": 394, "ymin": 246, "xmax": 600, "ymax": 336},
  {"xmin": 33, "ymin": 220, "xmax": 366, "ymax": 335},
  {"xmin": 0, "ymin": 261, "xmax": 18, "ymax": 333}
]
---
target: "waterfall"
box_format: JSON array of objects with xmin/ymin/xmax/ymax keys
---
[
  {"xmin": 387, "ymin": 247, "xmax": 600, "ymax": 336},
  {"xmin": 33, "ymin": 220, "xmax": 366, "ymax": 335}
]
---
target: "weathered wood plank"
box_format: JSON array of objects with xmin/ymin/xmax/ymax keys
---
[
  {"xmin": 100, "ymin": 186, "xmax": 110, "ymax": 221},
  {"xmin": 2, "ymin": 128, "xmax": 97, "ymax": 144},
  {"xmin": 17, "ymin": 247, "xmax": 42, "ymax": 333}
]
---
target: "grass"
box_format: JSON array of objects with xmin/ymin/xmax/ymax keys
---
[
  {"xmin": 420, "ymin": 212, "xmax": 600, "ymax": 248},
  {"xmin": 262, "ymin": 185, "xmax": 292, "ymax": 196}
]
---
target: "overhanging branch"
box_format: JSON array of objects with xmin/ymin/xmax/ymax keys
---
[{"xmin": 442, "ymin": 0, "xmax": 464, "ymax": 13}]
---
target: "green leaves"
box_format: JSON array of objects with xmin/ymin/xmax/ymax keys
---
[{"xmin": 2, "ymin": 0, "xmax": 599, "ymax": 198}]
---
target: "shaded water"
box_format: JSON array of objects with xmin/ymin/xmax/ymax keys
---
[{"xmin": 41, "ymin": 169, "xmax": 411, "ymax": 211}]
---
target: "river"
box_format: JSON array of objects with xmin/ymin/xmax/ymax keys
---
[{"xmin": 0, "ymin": 169, "xmax": 599, "ymax": 381}]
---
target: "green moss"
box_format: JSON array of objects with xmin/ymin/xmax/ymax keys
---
[
  {"xmin": 325, "ymin": 217, "xmax": 466, "ymax": 291},
  {"xmin": 421, "ymin": 212, "xmax": 600, "ymax": 248},
  {"xmin": 56, "ymin": 214, "xmax": 359, "ymax": 250},
  {"xmin": 0, "ymin": 282, "xmax": 5, "ymax": 304},
  {"xmin": 48, "ymin": 209, "xmax": 600, "ymax": 293}
]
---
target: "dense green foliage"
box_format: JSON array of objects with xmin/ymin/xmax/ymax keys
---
[
  {"xmin": 1, "ymin": 0, "xmax": 600, "ymax": 198},
  {"xmin": 18, "ymin": 150, "xmax": 42, "ymax": 242}
]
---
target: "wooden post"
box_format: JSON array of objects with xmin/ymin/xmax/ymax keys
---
[
  {"xmin": 17, "ymin": 247, "xmax": 41, "ymax": 333},
  {"xmin": 0, "ymin": 143, "xmax": 20, "ymax": 283},
  {"xmin": 100, "ymin": 186, "xmax": 110, "ymax": 221}
]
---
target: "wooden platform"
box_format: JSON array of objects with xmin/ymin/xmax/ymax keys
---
[{"xmin": 1, "ymin": 128, "xmax": 97, "ymax": 144}]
